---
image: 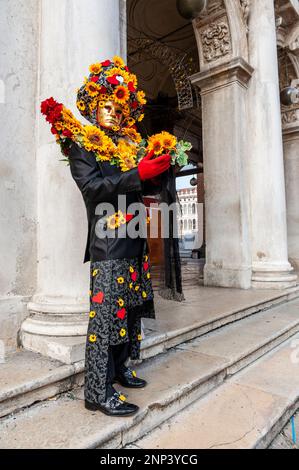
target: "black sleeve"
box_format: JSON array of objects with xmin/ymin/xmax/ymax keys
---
[
  {"xmin": 68, "ymin": 142, "xmax": 143, "ymax": 204},
  {"xmin": 141, "ymin": 177, "xmax": 163, "ymax": 196}
]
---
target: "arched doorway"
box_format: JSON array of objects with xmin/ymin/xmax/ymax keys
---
[{"xmin": 126, "ymin": 0, "xmax": 205, "ymax": 288}]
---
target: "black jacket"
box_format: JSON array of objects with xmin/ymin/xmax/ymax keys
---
[{"xmin": 68, "ymin": 142, "xmax": 160, "ymax": 263}]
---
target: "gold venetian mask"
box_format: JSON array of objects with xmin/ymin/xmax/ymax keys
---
[{"xmin": 97, "ymin": 100, "xmax": 123, "ymax": 129}]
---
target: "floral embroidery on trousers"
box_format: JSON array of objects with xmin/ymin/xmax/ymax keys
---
[{"xmin": 84, "ymin": 255, "xmax": 155, "ymax": 404}]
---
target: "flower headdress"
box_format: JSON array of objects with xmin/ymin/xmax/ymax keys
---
[{"xmin": 76, "ymin": 55, "xmax": 146, "ymax": 133}]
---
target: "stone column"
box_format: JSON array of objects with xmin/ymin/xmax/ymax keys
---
[
  {"xmin": 190, "ymin": 2, "xmax": 253, "ymax": 288},
  {"xmin": 21, "ymin": 0, "xmax": 124, "ymax": 363},
  {"xmin": 0, "ymin": 0, "xmax": 39, "ymax": 355},
  {"xmin": 282, "ymin": 106, "xmax": 299, "ymax": 273},
  {"xmin": 191, "ymin": 59, "xmax": 253, "ymax": 288},
  {"xmin": 247, "ymin": 0, "xmax": 297, "ymax": 288}
]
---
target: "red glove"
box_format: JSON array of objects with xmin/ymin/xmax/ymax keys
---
[{"xmin": 138, "ymin": 150, "xmax": 171, "ymax": 181}]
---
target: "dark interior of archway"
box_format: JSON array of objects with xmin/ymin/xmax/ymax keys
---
[
  {"xmin": 127, "ymin": 0, "xmax": 205, "ymax": 288},
  {"xmin": 127, "ymin": 0, "xmax": 203, "ymax": 166}
]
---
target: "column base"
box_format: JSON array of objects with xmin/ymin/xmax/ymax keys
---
[
  {"xmin": 20, "ymin": 330, "xmax": 86, "ymax": 364},
  {"xmin": 251, "ymin": 262, "xmax": 298, "ymax": 289},
  {"xmin": 20, "ymin": 297, "xmax": 89, "ymax": 363},
  {"xmin": 203, "ymin": 264, "xmax": 252, "ymax": 289}
]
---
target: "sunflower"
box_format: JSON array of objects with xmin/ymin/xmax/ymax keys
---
[
  {"xmin": 117, "ymin": 298, "xmax": 124, "ymax": 307},
  {"xmin": 113, "ymin": 55, "xmax": 125, "ymax": 68},
  {"xmin": 161, "ymin": 131, "xmax": 177, "ymax": 150},
  {"xmin": 82, "ymin": 125, "xmax": 109, "ymax": 152},
  {"xmin": 92, "ymin": 269, "xmax": 99, "ymax": 277},
  {"xmin": 147, "ymin": 272, "xmax": 151, "ymax": 279},
  {"xmin": 97, "ymin": 100, "xmax": 106, "ymax": 108},
  {"xmin": 89, "ymin": 62, "xmax": 103, "ymax": 75},
  {"xmin": 119, "ymin": 154, "xmax": 137, "ymax": 172},
  {"xmin": 54, "ymin": 122, "xmax": 64, "ymax": 131},
  {"xmin": 124, "ymin": 116, "xmax": 136, "ymax": 127},
  {"xmin": 107, "ymin": 214, "xmax": 120, "ymax": 230},
  {"xmin": 70, "ymin": 125, "xmax": 81, "ymax": 135},
  {"xmin": 89, "ymin": 311, "xmax": 96, "ymax": 319},
  {"xmin": 86, "ymin": 82, "xmax": 100, "ymax": 97},
  {"xmin": 147, "ymin": 134, "xmax": 164, "ymax": 155},
  {"xmin": 77, "ymin": 100, "xmax": 86, "ymax": 111},
  {"xmin": 137, "ymin": 333, "xmax": 142, "ymax": 341},
  {"xmin": 142, "ymin": 291, "xmax": 147, "ymax": 299},
  {"xmin": 113, "ymin": 85, "xmax": 129, "ymax": 105},
  {"xmin": 136, "ymin": 90, "xmax": 146, "ymax": 105},
  {"xmin": 89, "ymin": 334, "xmax": 97, "ymax": 343},
  {"xmin": 119, "ymin": 328, "xmax": 126, "ymax": 337},
  {"xmin": 137, "ymin": 114, "xmax": 144, "ymax": 122},
  {"xmin": 122, "ymin": 127, "xmax": 142, "ymax": 144}
]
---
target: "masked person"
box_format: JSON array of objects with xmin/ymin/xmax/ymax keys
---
[{"xmin": 56, "ymin": 57, "xmax": 171, "ymax": 417}]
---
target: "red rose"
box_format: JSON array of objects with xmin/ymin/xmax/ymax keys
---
[
  {"xmin": 99, "ymin": 86, "xmax": 107, "ymax": 94},
  {"xmin": 125, "ymin": 66, "xmax": 130, "ymax": 72},
  {"xmin": 101, "ymin": 60, "xmax": 111, "ymax": 67},
  {"xmin": 90, "ymin": 76, "xmax": 99, "ymax": 83},
  {"xmin": 107, "ymin": 75, "xmax": 119, "ymax": 85},
  {"xmin": 51, "ymin": 126, "xmax": 58, "ymax": 135},
  {"xmin": 131, "ymin": 101, "xmax": 138, "ymax": 109},
  {"xmin": 131, "ymin": 271, "xmax": 138, "ymax": 282},
  {"xmin": 62, "ymin": 129, "xmax": 73, "ymax": 138},
  {"xmin": 128, "ymin": 81, "xmax": 136, "ymax": 92}
]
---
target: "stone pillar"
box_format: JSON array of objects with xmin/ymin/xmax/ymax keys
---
[
  {"xmin": 21, "ymin": 0, "xmax": 124, "ymax": 363},
  {"xmin": 0, "ymin": 0, "xmax": 39, "ymax": 356},
  {"xmin": 247, "ymin": 0, "xmax": 297, "ymax": 288},
  {"xmin": 190, "ymin": 2, "xmax": 253, "ymax": 288},
  {"xmin": 282, "ymin": 106, "xmax": 299, "ymax": 273},
  {"xmin": 191, "ymin": 59, "xmax": 253, "ymax": 288}
]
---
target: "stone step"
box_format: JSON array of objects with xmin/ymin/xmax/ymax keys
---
[
  {"xmin": 132, "ymin": 333, "xmax": 299, "ymax": 449},
  {"xmin": 0, "ymin": 297, "xmax": 299, "ymax": 448},
  {"xmin": 0, "ymin": 351, "xmax": 84, "ymax": 418},
  {"xmin": 20, "ymin": 285, "xmax": 299, "ymax": 364},
  {"xmin": 1, "ymin": 286, "xmax": 298, "ymax": 419}
]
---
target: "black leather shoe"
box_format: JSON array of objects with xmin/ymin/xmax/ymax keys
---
[
  {"xmin": 114, "ymin": 367, "xmax": 147, "ymax": 388},
  {"xmin": 85, "ymin": 391, "xmax": 139, "ymax": 417}
]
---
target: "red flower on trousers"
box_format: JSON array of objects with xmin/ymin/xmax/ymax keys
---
[
  {"xmin": 143, "ymin": 262, "xmax": 149, "ymax": 271},
  {"xmin": 92, "ymin": 291, "xmax": 104, "ymax": 303},
  {"xmin": 117, "ymin": 308, "xmax": 127, "ymax": 320},
  {"xmin": 131, "ymin": 271, "xmax": 137, "ymax": 282}
]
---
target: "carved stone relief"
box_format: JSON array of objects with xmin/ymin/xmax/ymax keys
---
[{"xmin": 200, "ymin": 19, "xmax": 232, "ymax": 62}]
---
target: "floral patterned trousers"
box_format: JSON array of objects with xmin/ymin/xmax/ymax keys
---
[{"xmin": 85, "ymin": 254, "xmax": 155, "ymax": 404}]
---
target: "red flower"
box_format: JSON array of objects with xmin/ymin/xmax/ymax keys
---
[
  {"xmin": 101, "ymin": 60, "xmax": 111, "ymax": 67},
  {"xmin": 90, "ymin": 76, "xmax": 99, "ymax": 83},
  {"xmin": 62, "ymin": 129, "xmax": 73, "ymax": 138},
  {"xmin": 107, "ymin": 75, "xmax": 120, "ymax": 85},
  {"xmin": 125, "ymin": 66, "xmax": 130, "ymax": 72},
  {"xmin": 92, "ymin": 291, "xmax": 104, "ymax": 303},
  {"xmin": 99, "ymin": 86, "xmax": 107, "ymax": 94},
  {"xmin": 128, "ymin": 81, "xmax": 136, "ymax": 92},
  {"xmin": 117, "ymin": 308, "xmax": 127, "ymax": 320},
  {"xmin": 131, "ymin": 271, "xmax": 137, "ymax": 282},
  {"xmin": 125, "ymin": 213, "xmax": 134, "ymax": 222},
  {"xmin": 143, "ymin": 262, "xmax": 149, "ymax": 271},
  {"xmin": 131, "ymin": 101, "xmax": 138, "ymax": 109},
  {"xmin": 51, "ymin": 126, "xmax": 58, "ymax": 135}
]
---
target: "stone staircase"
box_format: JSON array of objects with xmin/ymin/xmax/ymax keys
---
[{"xmin": 0, "ymin": 285, "xmax": 299, "ymax": 448}]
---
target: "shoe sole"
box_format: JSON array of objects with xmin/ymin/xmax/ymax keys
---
[
  {"xmin": 85, "ymin": 402, "xmax": 139, "ymax": 417},
  {"xmin": 114, "ymin": 379, "xmax": 148, "ymax": 389}
]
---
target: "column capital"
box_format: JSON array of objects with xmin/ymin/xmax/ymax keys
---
[{"xmin": 190, "ymin": 57, "xmax": 254, "ymax": 93}]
